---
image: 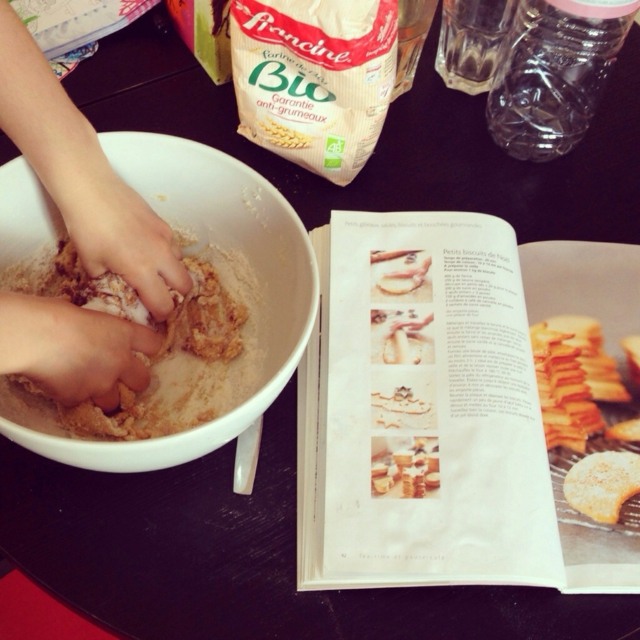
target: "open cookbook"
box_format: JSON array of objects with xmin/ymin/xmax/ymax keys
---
[{"xmin": 297, "ymin": 210, "xmax": 640, "ymax": 594}]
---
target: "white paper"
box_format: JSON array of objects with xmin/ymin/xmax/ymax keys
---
[
  {"xmin": 519, "ymin": 240, "xmax": 640, "ymax": 593},
  {"xmin": 298, "ymin": 219, "xmax": 640, "ymax": 593},
  {"xmin": 309, "ymin": 211, "xmax": 565, "ymax": 589}
]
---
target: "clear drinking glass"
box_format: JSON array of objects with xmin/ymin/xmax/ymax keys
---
[
  {"xmin": 435, "ymin": 0, "xmax": 516, "ymax": 95},
  {"xmin": 392, "ymin": 0, "xmax": 439, "ymax": 100}
]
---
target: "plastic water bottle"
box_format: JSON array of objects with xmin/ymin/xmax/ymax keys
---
[{"xmin": 486, "ymin": 0, "xmax": 640, "ymax": 162}]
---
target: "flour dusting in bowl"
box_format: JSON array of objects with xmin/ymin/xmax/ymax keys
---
[{"xmin": 0, "ymin": 234, "xmax": 265, "ymax": 441}]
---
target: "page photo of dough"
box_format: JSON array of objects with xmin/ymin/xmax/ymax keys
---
[
  {"xmin": 371, "ymin": 436, "xmax": 440, "ymax": 499},
  {"xmin": 370, "ymin": 306, "xmax": 435, "ymax": 365},
  {"xmin": 371, "ymin": 369, "xmax": 437, "ymax": 431},
  {"xmin": 370, "ymin": 249, "xmax": 433, "ymax": 303}
]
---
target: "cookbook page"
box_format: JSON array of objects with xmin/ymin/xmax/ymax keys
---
[
  {"xmin": 519, "ymin": 241, "xmax": 640, "ymax": 594},
  {"xmin": 297, "ymin": 223, "xmax": 331, "ymax": 590},
  {"xmin": 313, "ymin": 210, "xmax": 564, "ymax": 589}
]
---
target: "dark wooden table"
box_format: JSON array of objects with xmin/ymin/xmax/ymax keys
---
[{"xmin": 1, "ymin": 9, "xmax": 640, "ymax": 640}]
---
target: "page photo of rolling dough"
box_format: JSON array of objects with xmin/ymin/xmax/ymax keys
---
[
  {"xmin": 370, "ymin": 249, "xmax": 433, "ymax": 304},
  {"xmin": 370, "ymin": 306, "xmax": 435, "ymax": 365}
]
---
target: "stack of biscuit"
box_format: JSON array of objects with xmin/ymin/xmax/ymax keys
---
[
  {"xmin": 621, "ymin": 335, "xmax": 640, "ymax": 386},
  {"xmin": 402, "ymin": 466, "xmax": 426, "ymax": 498},
  {"xmin": 530, "ymin": 322, "xmax": 605, "ymax": 452},
  {"xmin": 371, "ymin": 463, "xmax": 394, "ymax": 495},
  {"xmin": 545, "ymin": 315, "xmax": 631, "ymax": 403},
  {"xmin": 604, "ymin": 336, "xmax": 640, "ymax": 443},
  {"xmin": 392, "ymin": 449, "xmax": 415, "ymax": 475},
  {"xmin": 605, "ymin": 417, "xmax": 640, "ymax": 442},
  {"xmin": 531, "ymin": 315, "xmax": 632, "ymax": 452}
]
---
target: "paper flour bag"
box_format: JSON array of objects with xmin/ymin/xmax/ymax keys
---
[{"xmin": 229, "ymin": 0, "xmax": 397, "ymax": 186}]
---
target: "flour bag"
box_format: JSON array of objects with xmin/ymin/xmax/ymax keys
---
[{"xmin": 229, "ymin": 0, "xmax": 397, "ymax": 186}]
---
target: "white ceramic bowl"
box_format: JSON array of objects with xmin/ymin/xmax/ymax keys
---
[{"xmin": 0, "ymin": 132, "xmax": 318, "ymax": 472}]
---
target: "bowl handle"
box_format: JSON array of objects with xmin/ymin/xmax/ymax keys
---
[{"xmin": 233, "ymin": 415, "xmax": 263, "ymax": 495}]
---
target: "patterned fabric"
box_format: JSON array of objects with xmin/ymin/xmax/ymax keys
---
[
  {"xmin": 9, "ymin": 0, "xmax": 160, "ymax": 59},
  {"xmin": 50, "ymin": 42, "xmax": 99, "ymax": 79}
]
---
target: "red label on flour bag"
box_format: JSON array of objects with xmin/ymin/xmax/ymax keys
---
[{"xmin": 230, "ymin": 0, "xmax": 398, "ymax": 186}]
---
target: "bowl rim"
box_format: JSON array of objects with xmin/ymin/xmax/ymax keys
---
[{"xmin": 0, "ymin": 131, "xmax": 320, "ymax": 466}]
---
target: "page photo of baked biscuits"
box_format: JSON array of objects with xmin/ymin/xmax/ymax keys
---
[{"xmin": 371, "ymin": 436, "xmax": 440, "ymax": 499}]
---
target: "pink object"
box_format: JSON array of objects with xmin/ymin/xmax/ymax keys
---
[{"xmin": 545, "ymin": 0, "xmax": 640, "ymax": 18}]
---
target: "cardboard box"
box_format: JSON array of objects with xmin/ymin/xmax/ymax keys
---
[{"xmin": 165, "ymin": 0, "xmax": 231, "ymax": 85}]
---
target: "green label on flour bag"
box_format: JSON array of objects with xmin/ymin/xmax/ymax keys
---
[
  {"xmin": 230, "ymin": 0, "xmax": 398, "ymax": 186},
  {"xmin": 248, "ymin": 60, "xmax": 337, "ymax": 102},
  {"xmin": 324, "ymin": 135, "xmax": 345, "ymax": 169}
]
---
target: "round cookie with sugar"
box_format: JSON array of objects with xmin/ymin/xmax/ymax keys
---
[{"xmin": 563, "ymin": 451, "xmax": 640, "ymax": 524}]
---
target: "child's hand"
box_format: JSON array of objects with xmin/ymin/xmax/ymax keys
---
[
  {"xmin": 62, "ymin": 172, "xmax": 193, "ymax": 322},
  {"xmin": 12, "ymin": 294, "xmax": 163, "ymax": 412}
]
